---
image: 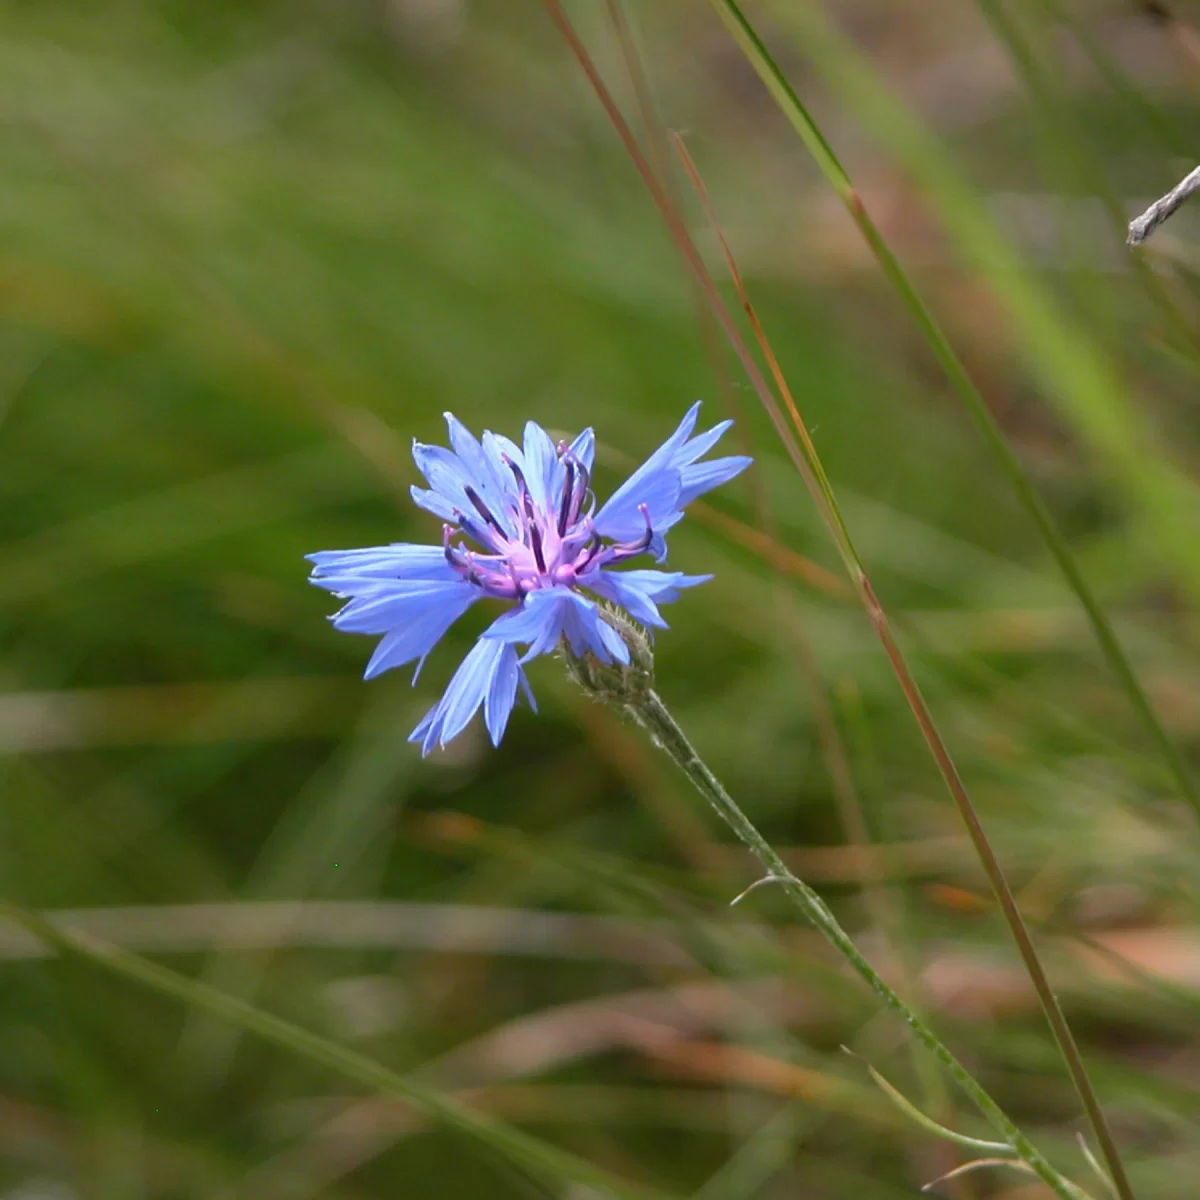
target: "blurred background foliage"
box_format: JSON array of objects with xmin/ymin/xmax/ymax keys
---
[{"xmin": 3, "ymin": 0, "xmax": 1200, "ymax": 1196}]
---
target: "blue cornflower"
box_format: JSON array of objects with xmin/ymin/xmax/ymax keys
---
[{"xmin": 308, "ymin": 403, "xmax": 750, "ymax": 753}]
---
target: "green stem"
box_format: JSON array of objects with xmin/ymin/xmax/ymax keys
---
[
  {"xmin": 543, "ymin": 5, "xmax": 1130, "ymax": 1194},
  {"xmin": 630, "ymin": 687, "xmax": 1090, "ymax": 1200}
]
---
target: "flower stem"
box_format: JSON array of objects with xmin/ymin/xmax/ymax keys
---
[
  {"xmin": 542, "ymin": 7, "xmax": 1129, "ymax": 1193},
  {"xmin": 628, "ymin": 687, "xmax": 1090, "ymax": 1200}
]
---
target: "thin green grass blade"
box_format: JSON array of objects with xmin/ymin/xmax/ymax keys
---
[
  {"xmin": 717, "ymin": 0, "xmax": 1200, "ymax": 589},
  {"xmin": 0, "ymin": 899, "xmax": 677, "ymax": 1200},
  {"xmin": 704, "ymin": 0, "xmax": 1200, "ymax": 829},
  {"xmin": 748, "ymin": 0, "xmax": 1200, "ymax": 588}
]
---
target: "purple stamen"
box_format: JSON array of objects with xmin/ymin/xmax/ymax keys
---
[
  {"xmin": 453, "ymin": 509, "xmax": 493, "ymax": 550},
  {"xmin": 578, "ymin": 531, "xmax": 603, "ymax": 572},
  {"xmin": 558, "ymin": 461, "xmax": 575, "ymax": 536},
  {"xmin": 598, "ymin": 505, "xmax": 657, "ymax": 567},
  {"xmin": 529, "ymin": 522, "xmax": 547, "ymax": 574},
  {"xmin": 572, "ymin": 457, "xmax": 590, "ymax": 502},
  {"xmin": 465, "ymin": 486, "xmax": 505, "ymax": 536},
  {"xmin": 636, "ymin": 503, "xmax": 653, "ymax": 549},
  {"xmin": 557, "ymin": 448, "xmax": 591, "ymax": 531},
  {"xmin": 521, "ymin": 490, "xmax": 539, "ymax": 537},
  {"xmin": 504, "ymin": 455, "xmax": 529, "ymax": 498}
]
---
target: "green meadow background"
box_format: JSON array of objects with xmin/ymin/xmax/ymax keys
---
[{"xmin": 3, "ymin": 1, "xmax": 1200, "ymax": 1196}]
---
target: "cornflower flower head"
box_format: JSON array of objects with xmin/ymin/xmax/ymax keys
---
[{"xmin": 308, "ymin": 403, "xmax": 750, "ymax": 753}]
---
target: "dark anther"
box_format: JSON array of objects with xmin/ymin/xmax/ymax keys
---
[
  {"xmin": 579, "ymin": 532, "xmax": 602, "ymax": 570},
  {"xmin": 522, "ymin": 489, "xmax": 538, "ymax": 528},
  {"xmin": 558, "ymin": 462, "xmax": 575, "ymax": 535},
  {"xmin": 636, "ymin": 503, "xmax": 654, "ymax": 550},
  {"xmin": 504, "ymin": 456, "xmax": 529, "ymax": 497},
  {"xmin": 455, "ymin": 513, "xmax": 491, "ymax": 549},
  {"xmin": 529, "ymin": 522, "xmax": 548, "ymax": 574},
  {"xmin": 459, "ymin": 549, "xmax": 483, "ymax": 587},
  {"xmin": 465, "ymin": 486, "xmax": 505, "ymax": 535}
]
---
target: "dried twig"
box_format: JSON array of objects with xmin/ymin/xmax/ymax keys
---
[{"xmin": 1127, "ymin": 164, "xmax": 1200, "ymax": 244}]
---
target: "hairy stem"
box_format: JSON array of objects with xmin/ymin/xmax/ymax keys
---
[
  {"xmin": 628, "ymin": 688, "xmax": 1090, "ymax": 1200},
  {"xmin": 541, "ymin": 5, "xmax": 1131, "ymax": 1193}
]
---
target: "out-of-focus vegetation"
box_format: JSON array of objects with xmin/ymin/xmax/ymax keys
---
[{"xmin": 4, "ymin": 1, "xmax": 1200, "ymax": 1195}]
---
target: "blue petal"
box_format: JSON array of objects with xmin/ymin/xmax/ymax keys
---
[
  {"xmin": 412, "ymin": 442, "xmax": 475, "ymax": 505},
  {"xmin": 678, "ymin": 455, "xmax": 752, "ymax": 506},
  {"xmin": 522, "ymin": 420, "xmax": 561, "ymax": 516},
  {"xmin": 317, "ymin": 574, "xmax": 457, "ymax": 600},
  {"xmin": 331, "ymin": 579, "xmax": 474, "ymax": 634},
  {"xmin": 308, "ymin": 543, "xmax": 457, "ymax": 582},
  {"xmin": 593, "ymin": 465, "xmax": 682, "ymax": 543},
  {"xmin": 409, "ymin": 484, "xmax": 458, "ymax": 524},
  {"xmin": 484, "ymin": 587, "xmax": 628, "ymax": 666},
  {"xmin": 437, "ymin": 640, "xmax": 506, "ymax": 745},
  {"xmin": 481, "ymin": 431, "xmax": 522, "ymax": 499},
  {"xmin": 592, "ymin": 407, "xmax": 701, "ymax": 538},
  {"xmin": 642, "ymin": 570, "xmax": 712, "ymax": 603},
  {"xmin": 484, "ymin": 642, "xmax": 521, "ymax": 746},
  {"xmin": 561, "ymin": 594, "xmax": 629, "ymax": 664},
  {"xmin": 592, "ymin": 403, "xmax": 752, "ymax": 544},
  {"xmin": 593, "ymin": 613, "xmax": 631, "ymax": 664},
  {"xmin": 409, "ymin": 704, "xmax": 436, "ymax": 750},
  {"xmin": 586, "ymin": 568, "xmax": 710, "ymax": 627},
  {"xmin": 655, "ymin": 401, "xmax": 703, "ymax": 457},
  {"xmin": 408, "ymin": 636, "xmax": 515, "ymax": 753},
  {"xmin": 482, "ymin": 588, "xmax": 568, "ymax": 660},
  {"xmin": 567, "ymin": 426, "xmax": 595, "ymax": 474},
  {"xmin": 586, "ymin": 573, "xmax": 667, "ymax": 628},
  {"xmin": 487, "ymin": 431, "xmax": 525, "ymax": 477},
  {"xmin": 443, "ymin": 414, "xmax": 502, "ymax": 491},
  {"xmin": 557, "ymin": 592, "xmax": 596, "ymax": 659},
  {"xmin": 360, "ymin": 586, "xmax": 479, "ymax": 680},
  {"xmin": 444, "ymin": 414, "xmax": 519, "ymax": 538},
  {"xmin": 592, "ymin": 408, "xmax": 700, "ymax": 520},
  {"xmin": 670, "ymin": 418, "xmax": 732, "ymax": 467}
]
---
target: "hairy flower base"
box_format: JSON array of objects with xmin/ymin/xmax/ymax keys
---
[
  {"xmin": 560, "ymin": 606, "xmax": 655, "ymax": 707},
  {"xmin": 308, "ymin": 404, "xmax": 749, "ymax": 752}
]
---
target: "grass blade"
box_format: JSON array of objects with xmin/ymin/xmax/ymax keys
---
[
  {"xmin": 702, "ymin": 0, "xmax": 1200, "ymax": 829},
  {"xmin": 545, "ymin": 5, "xmax": 1134, "ymax": 1197},
  {"xmin": 0, "ymin": 899, "xmax": 677, "ymax": 1200}
]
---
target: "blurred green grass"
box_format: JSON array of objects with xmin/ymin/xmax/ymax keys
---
[{"xmin": 3, "ymin": 1, "xmax": 1200, "ymax": 1196}]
